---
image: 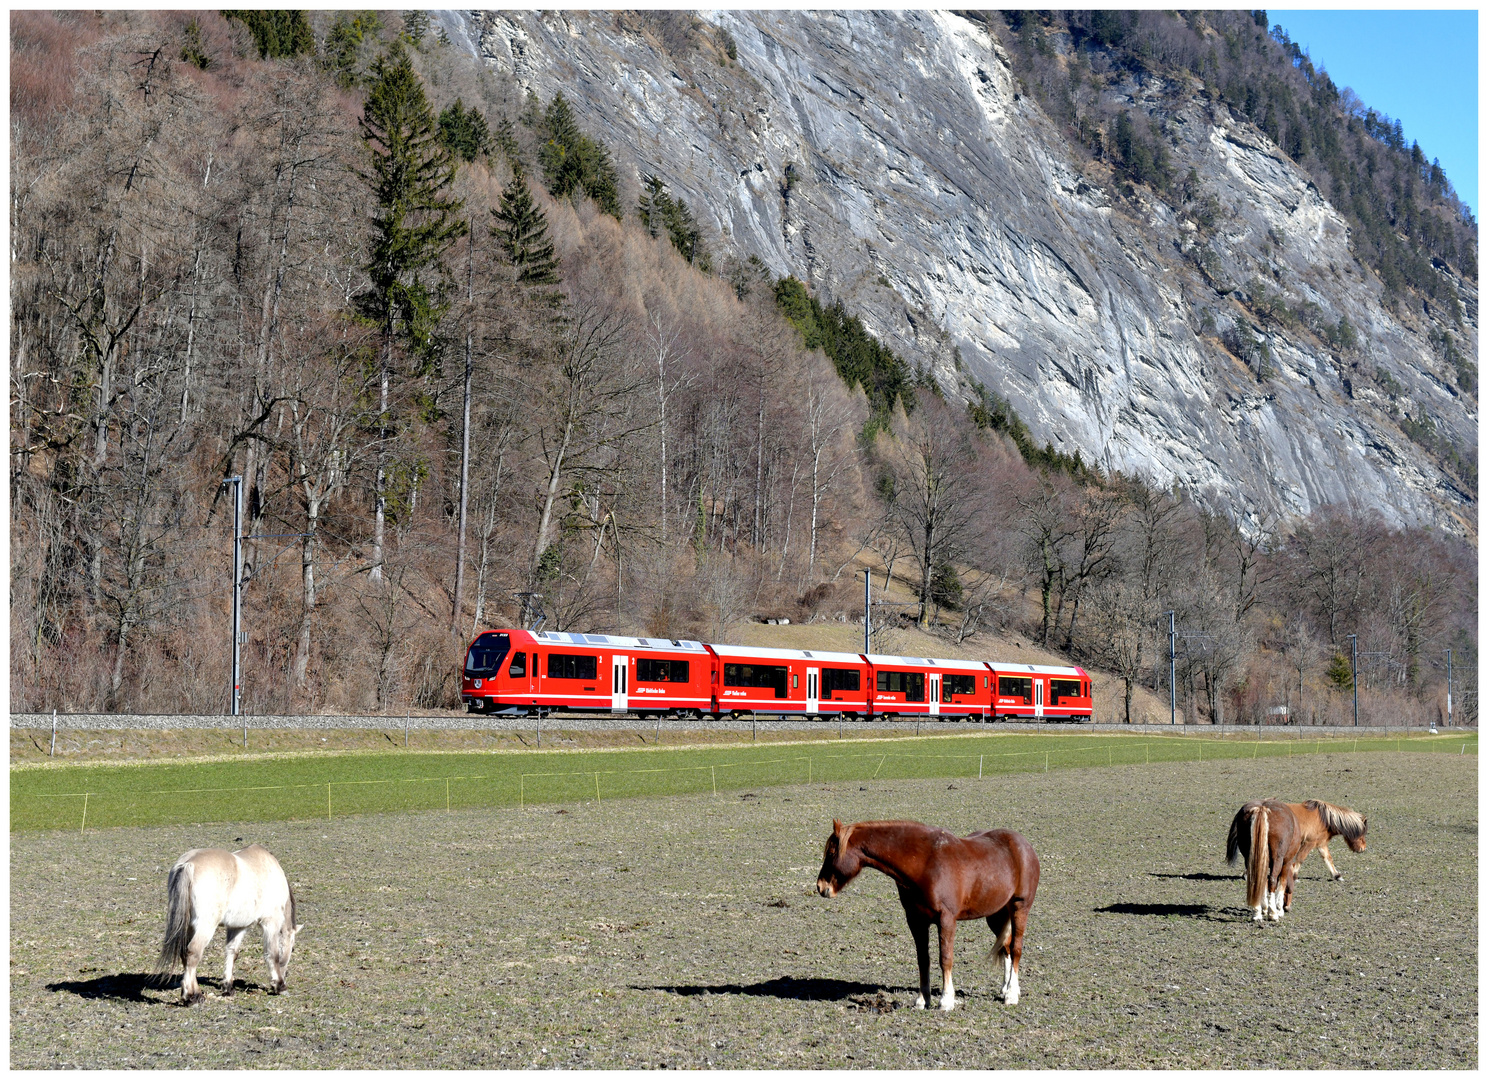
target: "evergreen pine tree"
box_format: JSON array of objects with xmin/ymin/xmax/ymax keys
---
[
  {"xmin": 492, "ymin": 168, "xmax": 561, "ymax": 287},
  {"xmin": 222, "ymin": 10, "xmax": 315, "ymax": 59},
  {"xmin": 357, "ymin": 42, "xmax": 468, "ymax": 578},
  {"xmin": 358, "ymin": 44, "xmax": 468, "ymax": 350},
  {"xmin": 538, "ymin": 92, "xmax": 586, "ymax": 199},
  {"xmin": 537, "ymin": 93, "xmax": 622, "ymax": 220},
  {"xmin": 436, "ymin": 99, "xmax": 492, "ymax": 162}
]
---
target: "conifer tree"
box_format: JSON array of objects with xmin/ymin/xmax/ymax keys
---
[
  {"xmin": 436, "ymin": 99, "xmax": 492, "ymax": 162},
  {"xmin": 492, "ymin": 168, "xmax": 561, "ymax": 287},
  {"xmin": 357, "ymin": 42, "xmax": 468, "ymax": 578},
  {"xmin": 537, "ymin": 93, "xmax": 622, "ymax": 220},
  {"xmin": 222, "ymin": 10, "xmax": 314, "ymax": 59}
]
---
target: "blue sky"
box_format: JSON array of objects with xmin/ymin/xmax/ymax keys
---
[{"xmin": 1266, "ymin": 10, "xmax": 1478, "ymax": 217}]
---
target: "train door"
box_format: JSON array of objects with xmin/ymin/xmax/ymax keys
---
[
  {"xmin": 806, "ymin": 668, "xmax": 819, "ymax": 715},
  {"xmin": 1034, "ymin": 678, "xmax": 1044, "ymax": 719},
  {"xmin": 928, "ymin": 674, "xmax": 940, "ymax": 716},
  {"xmin": 612, "ymin": 654, "xmax": 629, "ymax": 713}
]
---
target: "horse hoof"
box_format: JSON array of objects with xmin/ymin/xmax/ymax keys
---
[
  {"xmin": 914, "ymin": 996, "xmax": 926, "ymax": 1010},
  {"xmin": 940, "ymin": 999, "xmax": 955, "ymax": 1012},
  {"xmin": 1005, "ymin": 993, "xmax": 1019, "ymax": 1005}
]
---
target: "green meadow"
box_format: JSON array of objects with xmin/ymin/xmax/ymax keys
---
[{"xmin": 11, "ymin": 729, "xmax": 1473, "ymax": 832}]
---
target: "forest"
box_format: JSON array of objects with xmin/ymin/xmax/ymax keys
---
[{"xmin": 9, "ymin": 10, "xmax": 1476, "ymax": 725}]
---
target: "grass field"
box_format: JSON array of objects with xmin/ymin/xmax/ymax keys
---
[
  {"xmin": 12, "ymin": 729, "xmax": 1475, "ymax": 832},
  {"xmin": 9, "ymin": 747, "xmax": 1475, "ymax": 1068}
]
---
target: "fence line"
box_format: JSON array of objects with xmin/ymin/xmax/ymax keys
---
[{"xmin": 15, "ymin": 734, "xmax": 1475, "ymax": 832}]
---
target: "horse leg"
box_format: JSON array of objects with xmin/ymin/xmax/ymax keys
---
[
  {"xmin": 1267, "ymin": 863, "xmax": 1288, "ymax": 920},
  {"xmin": 906, "ymin": 915, "xmax": 932, "ymax": 1009},
  {"xmin": 1004, "ymin": 899, "xmax": 1030, "ymax": 1005},
  {"xmin": 937, "ymin": 916, "xmax": 957, "ymax": 1012},
  {"xmin": 1318, "ymin": 844, "xmax": 1342, "ymax": 880},
  {"xmin": 221, "ymin": 925, "xmax": 250, "ymax": 997},
  {"xmin": 180, "ymin": 922, "xmax": 215, "ymax": 1004},
  {"xmin": 987, "ymin": 910, "xmax": 1013, "ymax": 999}
]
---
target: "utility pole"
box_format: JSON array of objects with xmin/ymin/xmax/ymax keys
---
[
  {"xmin": 1347, "ymin": 634, "xmax": 1358, "ymax": 727},
  {"xmin": 863, "ymin": 569, "xmax": 872, "ymax": 655},
  {"xmin": 1442, "ymin": 648, "xmax": 1452, "ymax": 731},
  {"xmin": 222, "ymin": 476, "xmax": 243, "ymax": 720},
  {"xmin": 1164, "ymin": 611, "xmax": 1176, "ymax": 725}
]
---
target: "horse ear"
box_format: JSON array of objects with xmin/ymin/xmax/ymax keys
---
[
  {"xmin": 294, "ymin": 924, "xmax": 303, "ymax": 934},
  {"xmin": 832, "ymin": 818, "xmax": 842, "ymax": 834}
]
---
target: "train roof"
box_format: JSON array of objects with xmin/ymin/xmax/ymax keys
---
[
  {"xmin": 865, "ymin": 653, "xmax": 989, "ymax": 672},
  {"xmin": 988, "ymin": 662, "xmax": 1086, "ymax": 677},
  {"xmin": 708, "ymin": 643, "xmax": 868, "ymax": 664},
  {"xmin": 528, "ymin": 630, "xmax": 709, "ymax": 653}
]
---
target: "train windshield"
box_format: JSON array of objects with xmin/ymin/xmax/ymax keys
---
[{"xmin": 464, "ymin": 633, "xmax": 511, "ymax": 677}]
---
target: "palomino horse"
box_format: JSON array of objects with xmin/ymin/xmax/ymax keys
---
[
  {"xmin": 1226, "ymin": 800, "xmax": 1367, "ymax": 921},
  {"xmin": 157, "ymin": 845, "xmax": 301, "ymax": 1003},
  {"xmin": 815, "ymin": 819, "xmax": 1039, "ymax": 1010}
]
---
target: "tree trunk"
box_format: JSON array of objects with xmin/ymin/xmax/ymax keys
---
[
  {"xmin": 451, "ymin": 330, "xmax": 472, "ymax": 632},
  {"xmin": 372, "ymin": 342, "xmax": 389, "ymax": 581},
  {"xmin": 293, "ymin": 496, "xmax": 319, "ymax": 689}
]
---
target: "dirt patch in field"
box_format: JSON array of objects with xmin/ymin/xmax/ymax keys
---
[{"xmin": 10, "ymin": 752, "xmax": 1475, "ymax": 1068}]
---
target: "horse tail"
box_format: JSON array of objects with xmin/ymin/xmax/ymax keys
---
[
  {"xmin": 1246, "ymin": 804, "xmax": 1270, "ymax": 911},
  {"xmin": 157, "ymin": 859, "xmax": 195, "ymax": 973},
  {"xmin": 1225, "ymin": 804, "xmax": 1252, "ymax": 866}
]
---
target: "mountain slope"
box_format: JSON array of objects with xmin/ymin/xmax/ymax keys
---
[{"xmin": 447, "ymin": 8, "xmax": 1476, "ymax": 537}]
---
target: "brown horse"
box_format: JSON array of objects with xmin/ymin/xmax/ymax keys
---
[
  {"xmin": 815, "ymin": 819, "xmax": 1039, "ymax": 1010},
  {"xmin": 1225, "ymin": 800, "xmax": 1367, "ymax": 921}
]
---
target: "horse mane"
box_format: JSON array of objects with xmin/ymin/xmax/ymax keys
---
[{"xmin": 1305, "ymin": 800, "xmax": 1366, "ymax": 841}]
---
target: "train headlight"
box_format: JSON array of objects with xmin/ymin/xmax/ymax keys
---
[{"xmin": 474, "ymin": 678, "xmax": 483, "ymax": 689}]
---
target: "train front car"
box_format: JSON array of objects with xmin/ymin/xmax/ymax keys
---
[
  {"xmin": 988, "ymin": 663, "xmax": 1093, "ymax": 722},
  {"xmin": 462, "ymin": 630, "xmax": 515, "ymax": 712},
  {"xmin": 462, "ymin": 629, "xmax": 711, "ymax": 717},
  {"xmin": 708, "ymin": 644, "xmax": 870, "ymax": 718}
]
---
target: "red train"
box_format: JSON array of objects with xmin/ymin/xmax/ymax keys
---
[{"xmin": 461, "ymin": 628, "xmax": 1092, "ymax": 723}]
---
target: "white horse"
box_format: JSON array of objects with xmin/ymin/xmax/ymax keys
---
[{"xmin": 156, "ymin": 844, "xmax": 301, "ymax": 1004}]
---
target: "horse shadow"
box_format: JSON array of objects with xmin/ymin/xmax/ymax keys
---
[
  {"xmin": 1096, "ymin": 901, "xmax": 1238, "ymax": 922},
  {"xmin": 1148, "ymin": 871, "xmax": 1242, "ymax": 882},
  {"xmin": 636, "ymin": 975, "xmax": 904, "ymax": 1003},
  {"xmin": 46, "ymin": 973, "xmax": 265, "ymax": 1004},
  {"xmin": 46, "ymin": 972, "xmax": 166, "ymax": 1003}
]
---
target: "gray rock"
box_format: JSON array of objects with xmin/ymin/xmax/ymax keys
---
[{"xmin": 447, "ymin": 10, "xmax": 1476, "ymax": 536}]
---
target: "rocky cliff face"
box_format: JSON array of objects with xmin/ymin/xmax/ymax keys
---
[{"xmin": 444, "ymin": 9, "xmax": 1477, "ymax": 537}]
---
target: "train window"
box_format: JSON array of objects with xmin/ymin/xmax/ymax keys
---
[
  {"xmin": 984, "ymin": 675, "xmax": 989, "ymax": 689},
  {"xmin": 876, "ymin": 670, "xmax": 924, "ymax": 701},
  {"xmin": 547, "ymin": 653, "xmax": 598, "ymax": 680},
  {"xmin": 464, "ymin": 633, "xmax": 510, "ymax": 676},
  {"xmin": 508, "ymin": 652, "xmax": 526, "ymax": 677},
  {"xmin": 724, "ymin": 663, "xmax": 789, "ymax": 699},
  {"xmin": 998, "ymin": 677, "xmax": 1033, "ymax": 702},
  {"xmin": 792, "ymin": 674, "xmax": 799, "ymax": 689},
  {"xmin": 823, "ymin": 668, "xmax": 860, "ymax": 693},
  {"xmin": 1051, "ymin": 679, "xmax": 1082, "ymax": 701},
  {"xmin": 945, "ymin": 674, "xmax": 977, "ymax": 697},
  {"xmin": 637, "ymin": 658, "xmax": 690, "ymax": 683}
]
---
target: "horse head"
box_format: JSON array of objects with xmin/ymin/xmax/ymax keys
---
[
  {"xmin": 1313, "ymin": 800, "xmax": 1368, "ymax": 852},
  {"xmin": 268, "ymin": 890, "xmax": 302, "ymax": 994},
  {"xmin": 816, "ymin": 819, "xmax": 862, "ymax": 898}
]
